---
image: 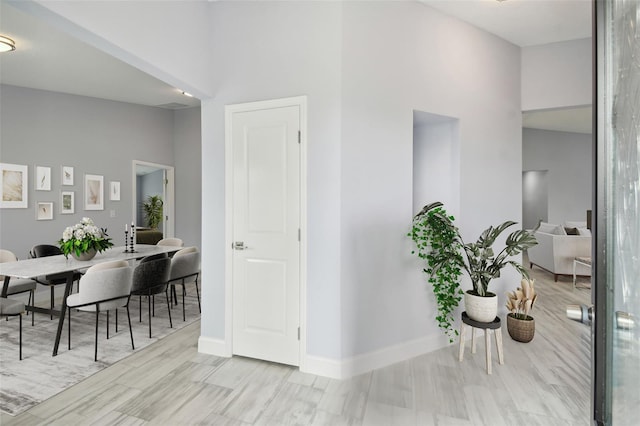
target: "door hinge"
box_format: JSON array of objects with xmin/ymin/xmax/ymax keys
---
[
  {"xmin": 297, "ymin": 327, "xmax": 300, "ymax": 340},
  {"xmin": 298, "ymin": 228, "xmax": 301, "ymax": 241},
  {"xmin": 298, "ymin": 130, "xmax": 301, "ymax": 144}
]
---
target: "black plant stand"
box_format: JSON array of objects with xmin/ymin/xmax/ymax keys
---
[{"xmin": 458, "ymin": 311, "xmax": 504, "ymax": 374}]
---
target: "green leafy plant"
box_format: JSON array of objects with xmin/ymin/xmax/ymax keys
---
[
  {"xmin": 142, "ymin": 195, "xmax": 163, "ymax": 230},
  {"xmin": 58, "ymin": 217, "xmax": 113, "ymax": 258},
  {"xmin": 409, "ymin": 203, "xmax": 464, "ymax": 342}
]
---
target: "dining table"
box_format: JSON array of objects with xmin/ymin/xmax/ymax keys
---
[{"xmin": 0, "ymin": 244, "xmax": 181, "ymax": 356}]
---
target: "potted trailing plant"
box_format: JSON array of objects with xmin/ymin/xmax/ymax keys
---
[
  {"xmin": 142, "ymin": 195, "xmax": 163, "ymax": 230},
  {"xmin": 505, "ymin": 278, "xmax": 537, "ymax": 342},
  {"xmin": 59, "ymin": 217, "xmax": 113, "ymax": 260},
  {"xmin": 411, "ymin": 202, "xmax": 537, "ymax": 325},
  {"xmin": 409, "ymin": 203, "xmax": 464, "ymax": 342}
]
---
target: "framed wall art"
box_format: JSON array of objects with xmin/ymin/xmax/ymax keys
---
[
  {"xmin": 84, "ymin": 174, "xmax": 104, "ymax": 210},
  {"xmin": 35, "ymin": 166, "xmax": 51, "ymax": 191},
  {"xmin": 36, "ymin": 201, "xmax": 54, "ymax": 220},
  {"xmin": 0, "ymin": 163, "xmax": 28, "ymax": 208},
  {"xmin": 62, "ymin": 166, "xmax": 74, "ymax": 186},
  {"xmin": 110, "ymin": 181, "xmax": 121, "ymax": 201},
  {"xmin": 60, "ymin": 191, "xmax": 74, "ymax": 214}
]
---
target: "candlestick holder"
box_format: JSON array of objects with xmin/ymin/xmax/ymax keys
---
[
  {"xmin": 123, "ymin": 230, "xmax": 131, "ymax": 253},
  {"xmin": 129, "ymin": 227, "xmax": 137, "ymax": 253}
]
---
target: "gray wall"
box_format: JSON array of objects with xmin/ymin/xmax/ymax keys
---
[
  {"xmin": 173, "ymin": 107, "xmax": 202, "ymax": 249},
  {"xmin": 0, "ymin": 84, "xmax": 200, "ymax": 259},
  {"xmin": 522, "ymin": 127, "xmax": 592, "ymax": 224},
  {"xmin": 200, "ymin": 1, "xmax": 522, "ymax": 364},
  {"xmin": 521, "ymin": 38, "xmax": 592, "ymax": 111}
]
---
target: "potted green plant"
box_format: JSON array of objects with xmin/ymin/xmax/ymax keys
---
[
  {"xmin": 505, "ymin": 278, "xmax": 537, "ymax": 342},
  {"xmin": 410, "ymin": 202, "xmax": 537, "ymax": 327},
  {"xmin": 142, "ymin": 195, "xmax": 163, "ymax": 230}
]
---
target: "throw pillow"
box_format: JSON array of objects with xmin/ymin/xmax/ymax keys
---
[
  {"xmin": 565, "ymin": 227, "xmax": 580, "ymax": 235},
  {"xmin": 578, "ymin": 227, "xmax": 592, "ymax": 236},
  {"xmin": 538, "ymin": 222, "xmax": 558, "ymax": 234}
]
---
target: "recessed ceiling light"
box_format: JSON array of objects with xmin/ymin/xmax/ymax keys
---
[{"xmin": 0, "ymin": 35, "xmax": 16, "ymax": 53}]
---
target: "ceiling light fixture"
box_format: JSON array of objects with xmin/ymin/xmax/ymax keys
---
[
  {"xmin": 0, "ymin": 35, "xmax": 16, "ymax": 53},
  {"xmin": 181, "ymin": 91, "xmax": 193, "ymax": 97}
]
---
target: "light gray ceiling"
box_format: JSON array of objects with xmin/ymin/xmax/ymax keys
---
[
  {"xmin": 523, "ymin": 106, "xmax": 592, "ymax": 134},
  {"xmin": 0, "ymin": 2, "xmax": 200, "ymax": 109},
  {"xmin": 420, "ymin": 0, "xmax": 591, "ymax": 47},
  {"xmin": 1, "ymin": 1, "xmax": 591, "ymax": 131}
]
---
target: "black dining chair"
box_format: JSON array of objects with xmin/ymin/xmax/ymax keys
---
[
  {"xmin": 30, "ymin": 244, "xmax": 81, "ymax": 320},
  {"xmin": 130, "ymin": 253, "xmax": 172, "ymax": 338}
]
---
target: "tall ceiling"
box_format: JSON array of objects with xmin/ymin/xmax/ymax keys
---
[
  {"xmin": 1, "ymin": 0, "xmax": 591, "ymax": 128},
  {"xmin": 420, "ymin": 0, "xmax": 591, "ymax": 47},
  {"xmin": 0, "ymin": 2, "xmax": 200, "ymax": 109}
]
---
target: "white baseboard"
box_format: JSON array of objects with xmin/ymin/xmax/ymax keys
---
[
  {"xmin": 341, "ymin": 334, "xmax": 449, "ymax": 378},
  {"xmin": 301, "ymin": 354, "xmax": 343, "ymax": 379},
  {"xmin": 301, "ymin": 334, "xmax": 449, "ymax": 380},
  {"xmin": 198, "ymin": 336, "xmax": 231, "ymax": 357}
]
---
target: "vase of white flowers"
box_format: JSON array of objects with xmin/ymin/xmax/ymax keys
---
[{"xmin": 59, "ymin": 217, "xmax": 113, "ymax": 260}]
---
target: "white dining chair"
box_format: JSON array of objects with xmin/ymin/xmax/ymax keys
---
[
  {"xmin": 1, "ymin": 297, "xmax": 25, "ymax": 360},
  {"xmin": 156, "ymin": 238, "xmax": 184, "ymax": 248},
  {"xmin": 66, "ymin": 260, "xmax": 134, "ymax": 361},
  {"xmin": 168, "ymin": 247, "xmax": 201, "ymax": 321},
  {"xmin": 0, "ymin": 249, "xmax": 37, "ymax": 326}
]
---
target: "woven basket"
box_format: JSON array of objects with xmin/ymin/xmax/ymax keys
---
[{"xmin": 507, "ymin": 314, "xmax": 535, "ymax": 343}]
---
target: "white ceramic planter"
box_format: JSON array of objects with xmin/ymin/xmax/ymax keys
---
[{"xmin": 464, "ymin": 291, "xmax": 498, "ymax": 322}]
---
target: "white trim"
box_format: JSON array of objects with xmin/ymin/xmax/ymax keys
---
[
  {"xmin": 301, "ymin": 355, "xmax": 344, "ymax": 379},
  {"xmin": 224, "ymin": 96, "xmax": 308, "ymax": 368},
  {"xmin": 302, "ymin": 335, "xmax": 449, "ymax": 380},
  {"xmin": 132, "ymin": 160, "xmax": 175, "ymax": 238},
  {"xmin": 198, "ymin": 336, "xmax": 232, "ymax": 357},
  {"xmin": 341, "ymin": 334, "xmax": 449, "ymax": 379}
]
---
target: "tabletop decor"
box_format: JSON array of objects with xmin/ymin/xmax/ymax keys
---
[
  {"xmin": 59, "ymin": 217, "xmax": 113, "ymax": 260},
  {"xmin": 505, "ymin": 278, "xmax": 537, "ymax": 342}
]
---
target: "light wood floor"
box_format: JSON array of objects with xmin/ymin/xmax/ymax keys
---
[{"xmin": 1, "ymin": 265, "xmax": 592, "ymax": 425}]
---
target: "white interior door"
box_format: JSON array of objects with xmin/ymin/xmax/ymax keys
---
[{"xmin": 231, "ymin": 104, "xmax": 301, "ymax": 366}]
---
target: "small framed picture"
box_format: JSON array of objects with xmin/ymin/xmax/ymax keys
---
[
  {"xmin": 60, "ymin": 191, "xmax": 74, "ymax": 214},
  {"xmin": 84, "ymin": 174, "xmax": 104, "ymax": 210},
  {"xmin": 35, "ymin": 166, "xmax": 51, "ymax": 191},
  {"xmin": 110, "ymin": 181, "xmax": 121, "ymax": 201},
  {"xmin": 0, "ymin": 163, "xmax": 28, "ymax": 208},
  {"xmin": 36, "ymin": 201, "xmax": 54, "ymax": 220},
  {"xmin": 62, "ymin": 166, "xmax": 74, "ymax": 186}
]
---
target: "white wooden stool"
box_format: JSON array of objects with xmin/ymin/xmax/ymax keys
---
[{"xmin": 458, "ymin": 311, "xmax": 504, "ymax": 374}]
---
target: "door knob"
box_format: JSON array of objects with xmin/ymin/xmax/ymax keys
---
[
  {"xmin": 232, "ymin": 241, "xmax": 248, "ymax": 250},
  {"xmin": 566, "ymin": 304, "xmax": 635, "ymax": 329}
]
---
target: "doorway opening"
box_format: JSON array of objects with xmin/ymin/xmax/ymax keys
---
[
  {"xmin": 522, "ymin": 170, "xmax": 549, "ymax": 230},
  {"xmin": 132, "ymin": 160, "xmax": 175, "ymax": 240}
]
